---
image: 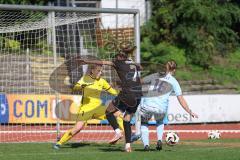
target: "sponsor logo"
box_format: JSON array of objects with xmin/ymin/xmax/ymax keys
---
[{"xmin": 0, "ymin": 94, "xmax": 9, "ymax": 123}]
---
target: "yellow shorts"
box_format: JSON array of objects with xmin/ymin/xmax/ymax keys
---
[{"xmin": 76, "ymin": 104, "xmax": 107, "ymax": 122}]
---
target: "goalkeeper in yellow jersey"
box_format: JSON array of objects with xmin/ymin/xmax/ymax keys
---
[{"xmin": 54, "ymin": 64, "xmax": 123, "ymax": 149}]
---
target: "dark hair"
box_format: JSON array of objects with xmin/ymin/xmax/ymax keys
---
[
  {"xmin": 121, "ymin": 45, "xmax": 136, "ymax": 55},
  {"xmin": 115, "ymin": 45, "xmax": 136, "ymax": 59},
  {"xmin": 115, "ymin": 53, "xmax": 128, "ymax": 59},
  {"xmin": 165, "ymin": 60, "xmax": 177, "ymax": 72}
]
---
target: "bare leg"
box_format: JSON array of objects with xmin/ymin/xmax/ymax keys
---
[{"xmin": 71, "ymin": 121, "xmax": 85, "ymax": 135}]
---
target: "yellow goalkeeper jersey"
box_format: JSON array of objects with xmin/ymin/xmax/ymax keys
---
[{"xmin": 73, "ymin": 75, "xmax": 118, "ymax": 107}]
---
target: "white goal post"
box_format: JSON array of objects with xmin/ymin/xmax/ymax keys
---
[{"xmin": 0, "ymin": 4, "xmax": 140, "ymax": 143}]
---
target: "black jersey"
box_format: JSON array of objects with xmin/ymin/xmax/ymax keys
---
[{"xmin": 113, "ymin": 59, "xmax": 142, "ymax": 96}]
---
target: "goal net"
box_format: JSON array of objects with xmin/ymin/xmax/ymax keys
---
[{"xmin": 0, "ymin": 5, "xmax": 139, "ymax": 143}]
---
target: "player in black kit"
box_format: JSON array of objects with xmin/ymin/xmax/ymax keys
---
[{"xmin": 78, "ymin": 46, "xmax": 142, "ymax": 152}]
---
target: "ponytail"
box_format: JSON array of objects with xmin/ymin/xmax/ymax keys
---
[{"xmin": 165, "ymin": 60, "xmax": 177, "ymax": 73}]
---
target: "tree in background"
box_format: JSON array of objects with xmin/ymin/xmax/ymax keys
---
[
  {"xmin": 141, "ymin": 0, "xmax": 240, "ymax": 68},
  {"xmin": 0, "ymin": 0, "xmax": 49, "ymax": 5}
]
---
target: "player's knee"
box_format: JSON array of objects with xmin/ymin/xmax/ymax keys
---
[
  {"xmin": 123, "ymin": 116, "xmax": 131, "ymax": 122},
  {"xmin": 75, "ymin": 121, "xmax": 84, "ymax": 130},
  {"xmin": 106, "ymin": 104, "xmax": 117, "ymax": 114},
  {"xmin": 113, "ymin": 111, "xmax": 122, "ymax": 117}
]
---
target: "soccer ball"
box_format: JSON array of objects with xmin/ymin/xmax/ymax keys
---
[
  {"xmin": 165, "ymin": 132, "xmax": 179, "ymax": 145},
  {"xmin": 208, "ymin": 130, "xmax": 221, "ymax": 139}
]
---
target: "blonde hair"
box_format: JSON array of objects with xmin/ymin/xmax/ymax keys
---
[
  {"xmin": 87, "ymin": 64, "xmax": 102, "ymax": 74},
  {"xmin": 165, "ymin": 60, "xmax": 177, "ymax": 73}
]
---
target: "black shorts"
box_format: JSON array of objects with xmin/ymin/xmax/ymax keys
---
[{"xmin": 112, "ymin": 92, "xmax": 141, "ymax": 114}]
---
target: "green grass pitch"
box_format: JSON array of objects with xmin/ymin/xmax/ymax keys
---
[{"xmin": 0, "ymin": 139, "xmax": 240, "ymax": 160}]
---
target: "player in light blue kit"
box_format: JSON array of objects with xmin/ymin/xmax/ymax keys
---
[{"xmin": 131, "ymin": 60, "xmax": 198, "ymax": 151}]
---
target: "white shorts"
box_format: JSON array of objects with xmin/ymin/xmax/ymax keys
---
[{"xmin": 139, "ymin": 102, "xmax": 166, "ymax": 123}]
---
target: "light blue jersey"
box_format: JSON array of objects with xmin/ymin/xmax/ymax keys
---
[
  {"xmin": 140, "ymin": 73, "xmax": 182, "ymax": 122},
  {"xmin": 137, "ymin": 73, "xmax": 182, "ymax": 147}
]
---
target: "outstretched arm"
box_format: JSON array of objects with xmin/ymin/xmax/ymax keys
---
[
  {"xmin": 102, "ymin": 79, "xmax": 119, "ymax": 96},
  {"xmin": 177, "ymin": 95, "xmax": 198, "ymax": 118},
  {"xmin": 76, "ymin": 59, "xmax": 114, "ymax": 66}
]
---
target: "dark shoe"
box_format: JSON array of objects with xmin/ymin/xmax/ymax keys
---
[
  {"xmin": 156, "ymin": 140, "xmax": 163, "ymax": 151},
  {"xmin": 53, "ymin": 144, "xmax": 60, "ymax": 150},
  {"xmin": 144, "ymin": 145, "xmax": 150, "ymax": 151},
  {"xmin": 130, "ymin": 133, "xmax": 141, "ymax": 143}
]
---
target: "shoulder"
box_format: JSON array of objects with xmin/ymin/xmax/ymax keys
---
[
  {"xmin": 170, "ymin": 75, "xmax": 179, "ymax": 83},
  {"xmin": 161, "ymin": 74, "xmax": 179, "ymax": 86},
  {"xmin": 99, "ymin": 77, "xmax": 107, "ymax": 82},
  {"xmin": 98, "ymin": 78, "xmax": 109, "ymax": 85},
  {"xmin": 78, "ymin": 75, "xmax": 95, "ymax": 85},
  {"xmin": 165, "ymin": 74, "xmax": 178, "ymax": 82}
]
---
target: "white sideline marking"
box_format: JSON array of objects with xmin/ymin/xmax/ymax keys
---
[{"xmin": 0, "ymin": 130, "xmax": 240, "ymax": 134}]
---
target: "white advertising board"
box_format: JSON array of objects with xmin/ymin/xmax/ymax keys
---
[{"xmin": 166, "ymin": 95, "xmax": 240, "ymax": 124}]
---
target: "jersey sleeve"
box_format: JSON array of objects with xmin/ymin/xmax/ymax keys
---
[
  {"xmin": 172, "ymin": 79, "xmax": 182, "ymax": 96},
  {"xmin": 102, "ymin": 79, "xmax": 119, "ymax": 96}
]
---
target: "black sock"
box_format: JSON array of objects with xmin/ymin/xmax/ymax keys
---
[
  {"xmin": 106, "ymin": 112, "xmax": 119, "ymax": 130},
  {"xmin": 123, "ymin": 120, "xmax": 131, "ymax": 143}
]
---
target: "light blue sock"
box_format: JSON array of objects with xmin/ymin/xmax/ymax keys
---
[
  {"xmin": 141, "ymin": 124, "xmax": 149, "ymax": 146},
  {"xmin": 156, "ymin": 121, "xmax": 164, "ymax": 141}
]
